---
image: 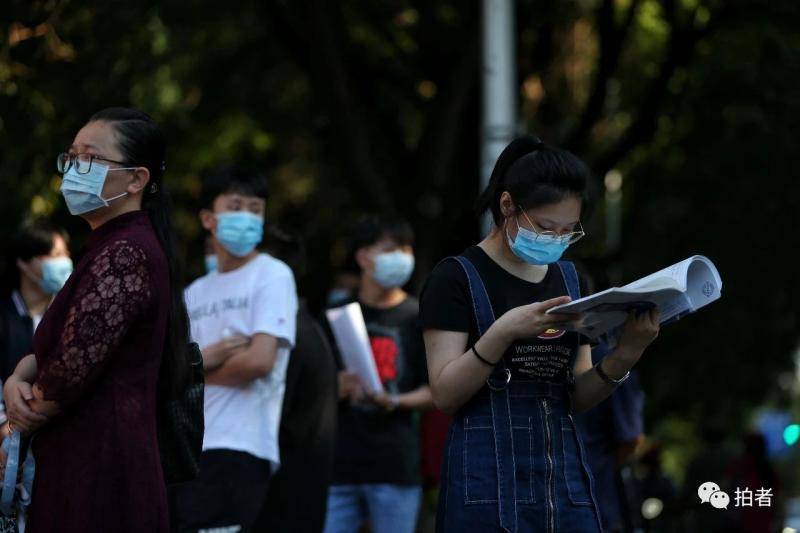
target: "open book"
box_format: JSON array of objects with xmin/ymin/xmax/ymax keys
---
[{"xmin": 547, "ymin": 255, "xmax": 722, "ymax": 339}]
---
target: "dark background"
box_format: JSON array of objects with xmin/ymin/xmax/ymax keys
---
[{"xmin": 2, "ymin": 0, "xmax": 799, "ymax": 497}]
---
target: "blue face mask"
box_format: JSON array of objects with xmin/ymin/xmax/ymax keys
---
[
  {"xmin": 215, "ymin": 211, "xmax": 264, "ymax": 257},
  {"xmin": 507, "ymin": 216, "xmax": 570, "ymax": 265},
  {"xmin": 59, "ymin": 160, "xmax": 132, "ymax": 215},
  {"xmin": 204, "ymin": 254, "xmax": 218, "ymax": 273},
  {"xmin": 39, "ymin": 257, "xmax": 73, "ymax": 294},
  {"xmin": 326, "ymin": 288, "xmax": 352, "ymax": 307},
  {"xmin": 372, "ymin": 251, "xmax": 415, "ymax": 289}
]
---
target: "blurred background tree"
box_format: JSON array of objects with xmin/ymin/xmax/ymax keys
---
[{"xmin": 2, "ymin": 0, "xmax": 799, "ymax": 485}]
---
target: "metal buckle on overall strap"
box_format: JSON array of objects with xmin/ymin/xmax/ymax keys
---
[{"xmin": 486, "ymin": 367, "xmax": 511, "ymax": 391}]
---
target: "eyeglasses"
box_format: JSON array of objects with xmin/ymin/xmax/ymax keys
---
[
  {"xmin": 518, "ymin": 206, "xmax": 586, "ymax": 245},
  {"xmin": 56, "ymin": 152, "xmax": 132, "ymax": 175}
]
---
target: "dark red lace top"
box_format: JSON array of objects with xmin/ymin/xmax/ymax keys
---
[{"xmin": 28, "ymin": 210, "xmax": 169, "ymax": 532}]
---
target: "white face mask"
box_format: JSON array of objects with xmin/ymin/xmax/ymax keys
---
[{"xmin": 59, "ymin": 160, "xmax": 132, "ymax": 215}]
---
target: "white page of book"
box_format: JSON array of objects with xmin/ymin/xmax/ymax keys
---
[{"xmin": 547, "ymin": 255, "xmax": 722, "ymax": 339}]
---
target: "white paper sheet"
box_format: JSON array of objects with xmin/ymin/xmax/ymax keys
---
[{"xmin": 325, "ymin": 302, "xmax": 384, "ymax": 393}]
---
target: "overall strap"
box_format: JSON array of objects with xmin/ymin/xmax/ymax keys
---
[
  {"xmin": 449, "ymin": 257, "xmax": 510, "ymax": 388},
  {"xmin": 556, "ymin": 260, "xmax": 581, "ymax": 300},
  {"xmin": 555, "ymin": 260, "xmax": 584, "ymax": 387},
  {"xmin": 451, "ymin": 256, "xmax": 495, "ymax": 336},
  {"xmin": 450, "ymin": 256, "xmax": 516, "ymax": 532}
]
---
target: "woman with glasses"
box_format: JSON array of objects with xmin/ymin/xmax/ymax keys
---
[
  {"xmin": 1, "ymin": 108, "xmax": 191, "ymax": 532},
  {"xmin": 419, "ymin": 136, "xmax": 661, "ymax": 532}
]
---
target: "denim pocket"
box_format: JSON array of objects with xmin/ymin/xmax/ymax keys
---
[
  {"xmin": 463, "ymin": 415, "xmax": 537, "ymax": 505},
  {"xmin": 561, "ymin": 415, "xmax": 594, "ymax": 506},
  {"xmin": 513, "ymin": 416, "xmax": 535, "ymax": 504},
  {"xmin": 463, "ymin": 416, "xmax": 497, "ymax": 504}
]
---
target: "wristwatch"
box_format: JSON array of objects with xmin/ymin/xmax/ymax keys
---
[{"xmin": 595, "ymin": 359, "xmax": 630, "ymax": 386}]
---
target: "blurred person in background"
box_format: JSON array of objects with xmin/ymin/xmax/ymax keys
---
[
  {"xmin": 326, "ymin": 269, "xmax": 361, "ymax": 308},
  {"xmin": 323, "ymin": 215, "xmax": 432, "ymax": 533},
  {"xmin": 203, "ymin": 235, "xmax": 217, "ymax": 273},
  {"xmin": 638, "ymin": 444, "xmax": 678, "ymax": 532},
  {"xmin": 1, "ymin": 222, "xmax": 72, "ymax": 384},
  {"xmin": 724, "ymin": 432, "xmax": 782, "ymax": 533},
  {"xmin": 176, "ymin": 166, "xmax": 298, "ymax": 531},
  {"xmin": 255, "ymin": 224, "xmax": 338, "ymax": 533},
  {"xmin": 681, "ymin": 420, "xmax": 737, "ymax": 532},
  {"xmin": 577, "ymin": 335, "xmax": 645, "ymax": 532}
]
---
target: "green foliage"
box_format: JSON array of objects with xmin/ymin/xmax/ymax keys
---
[{"xmin": 1, "ymin": 0, "xmax": 798, "ymax": 473}]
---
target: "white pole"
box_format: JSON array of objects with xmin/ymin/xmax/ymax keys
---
[{"xmin": 481, "ymin": 0, "xmax": 517, "ymax": 236}]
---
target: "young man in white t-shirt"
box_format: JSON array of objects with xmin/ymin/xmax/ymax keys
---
[{"xmin": 174, "ymin": 166, "xmax": 298, "ymax": 531}]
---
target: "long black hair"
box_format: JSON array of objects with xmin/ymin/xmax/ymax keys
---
[
  {"xmin": 476, "ymin": 135, "xmax": 594, "ymax": 227},
  {"xmin": 89, "ymin": 107, "xmax": 190, "ymax": 397}
]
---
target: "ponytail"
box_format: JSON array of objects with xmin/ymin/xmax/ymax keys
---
[
  {"xmin": 475, "ymin": 136, "xmax": 544, "ymax": 226},
  {"xmin": 142, "ymin": 185, "xmax": 191, "ymax": 397},
  {"xmin": 475, "ymin": 135, "xmax": 593, "ymax": 227},
  {"xmin": 90, "ymin": 107, "xmax": 191, "ymax": 398}
]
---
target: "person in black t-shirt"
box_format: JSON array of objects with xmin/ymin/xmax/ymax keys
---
[
  {"xmin": 419, "ymin": 136, "xmax": 662, "ymax": 532},
  {"xmin": 324, "ymin": 215, "xmax": 432, "ymax": 533},
  {"xmin": 255, "ymin": 226, "xmax": 338, "ymax": 533}
]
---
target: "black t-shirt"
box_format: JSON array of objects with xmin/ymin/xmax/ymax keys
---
[
  {"xmin": 258, "ymin": 303, "xmax": 338, "ymax": 532},
  {"xmin": 328, "ymin": 296, "xmax": 428, "ymax": 486},
  {"xmin": 0, "ymin": 294, "xmax": 34, "ymax": 383},
  {"xmin": 418, "ymin": 246, "xmax": 590, "ymax": 383}
]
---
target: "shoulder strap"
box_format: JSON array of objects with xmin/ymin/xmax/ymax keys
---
[
  {"xmin": 556, "ymin": 260, "xmax": 581, "ymax": 301},
  {"xmin": 0, "ymin": 431, "xmax": 34, "ymax": 517},
  {"xmin": 449, "ymin": 256, "xmax": 496, "ymax": 337},
  {"xmin": 448, "ymin": 256, "xmax": 511, "ymax": 390}
]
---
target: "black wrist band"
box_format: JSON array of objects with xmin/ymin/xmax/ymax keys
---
[{"xmin": 471, "ymin": 345, "xmax": 496, "ymax": 367}]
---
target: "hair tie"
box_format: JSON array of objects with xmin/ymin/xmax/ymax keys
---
[{"xmin": 149, "ymin": 183, "xmax": 159, "ymax": 194}]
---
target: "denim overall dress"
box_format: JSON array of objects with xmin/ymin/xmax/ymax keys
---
[{"xmin": 436, "ymin": 256, "xmax": 603, "ymax": 533}]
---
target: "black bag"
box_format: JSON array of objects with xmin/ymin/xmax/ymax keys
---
[{"xmin": 157, "ymin": 342, "xmax": 205, "ymax": 485}]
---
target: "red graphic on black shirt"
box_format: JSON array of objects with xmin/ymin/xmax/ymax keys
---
[
  {"xmin": 370, "ymin": 336, "xmax": 398, "ymax": 383},
  {"xmin": 538, "ymin": 328, "xmax": 566, "ymax": 340}
]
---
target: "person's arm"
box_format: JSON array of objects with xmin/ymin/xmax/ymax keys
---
[
  {"xmin": 12, "ymin": 354, "xmax": 37, "ymax": 382},
  {"xmin": 397, "ymin": 384, "xmax": 433, "ymax": 410},
  {"xmin": 425, "ymin": 296, "xmax": 579, "ymax": 415},
  {"xmin": 201, "ymin": 335, "xmax": 250, "ymax": 371},
  {"xmin": 204, "ymin": 333, "xmax": 279, "ymax": 387},
  {"xmin": 3, "ymin": 355, "xmax": 48, "ymax": 434},
  {"xmin": 29, "ymin": 384, "xmax": 60, "ymax": 417},
  {"xmin": 367, "ymin": 384, "xmax": 433, "ymax": 411},
  {"xmin": 7, "ymin": 241, "xmax": 153, "ymax": 434},
  {"xmin": 571, "ymin": 309, "xmax": 660, "ymax": 413},
  {"xmin": 205, "ymin": 264, "xmax": 298, "ymax": 388}
]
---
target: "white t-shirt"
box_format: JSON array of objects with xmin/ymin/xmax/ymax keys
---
[{"xmin": 185, "ymin": 253, "xmax": 298, "ymax": 468}]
